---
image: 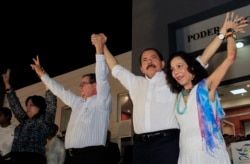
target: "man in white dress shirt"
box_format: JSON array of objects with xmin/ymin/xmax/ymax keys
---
[{"xmin": 30, "ymin": 36, "xmax": 112, "ymax": 164}]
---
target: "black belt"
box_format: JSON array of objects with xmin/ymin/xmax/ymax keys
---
[
  {"xmin": 134, "ymin": 129, "xmax": 179, "ymax": 141},
  {"xmin": 67, "ymin": 145, "xmax": 105, "ymax": 157}
]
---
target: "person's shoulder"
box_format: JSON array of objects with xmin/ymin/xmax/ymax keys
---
[
  {"xmin": 55, "ymin": 136, "xmax": 64, "ymax": 142},
  {"xmin": 51, "ymin": 136, "xmax": 65, "ymax": 147},
  {"xmin": 10, "ymin": 124, "xmax": 17, "ymax": 129}
]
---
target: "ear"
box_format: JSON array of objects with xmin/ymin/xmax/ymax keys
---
[
  {"xmin": 161, "ymin": 60, "xmax": 165, "ymax": 69},
  {"xmin": 140, "ymin": 65, "xmax": 144, "ymax": 74},
  {"xmin": 92, "ymin": 83, "xmax": 97, "ymax": 90},
  {"xmin": 191, "ymin": 74, "xmax": 195, "ymax": 80}
]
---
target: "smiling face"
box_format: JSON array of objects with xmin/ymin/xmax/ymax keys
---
[
  {"xmin": 170, "ymin": 56, "xmax": 194, "ymax": 90},
  {"xmin": 140, "ymin": 49, "xmax": 165, "ymax": 79}
]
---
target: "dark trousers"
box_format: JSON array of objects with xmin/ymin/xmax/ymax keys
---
[
  {"xmin": 133, "ymin": 129, "xmax": 180, "ymax": 164},
  {"xmin": 0, "ymin": 159, "xmax": 13, "ymax": 164},
  {"xmin": 65, "ymin": 145, "xmax": 105, "ymax": 164},
  {"xmin": 11, "ymin": 152, "xmax": 46, "ymax": 164}
]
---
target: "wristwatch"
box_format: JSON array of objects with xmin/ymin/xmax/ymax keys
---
[
  {"xmin": 218, "ymin": 33, "xmax": 225, "ymax": 40},
  {"xmin": 227, "ymin": 33, "xmax": 237, "ymax": 40}
]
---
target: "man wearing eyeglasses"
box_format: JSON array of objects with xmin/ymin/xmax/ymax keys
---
[{"xmin": 30, "ymin": 35, "xmax": 112, "ymax": 164}]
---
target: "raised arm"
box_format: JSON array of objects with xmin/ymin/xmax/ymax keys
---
[
  {"xmin": 207, "ymin": 15, "xmax": 239, "ymax": 102},
  {"xmin": 103, "ymin": 44, "xmax": 119, "ymax": 70},
  {"xmin": 91, "ymin": 33, "xmax": 118, "ymax": 70},
  {"xmin": 2, "ymin": 68, "xmax": 12, "ymax": 90},
  {"xmin": 30, "ymin": 55, "xmax": 47, "ymax": 78},
  {"xmin": 2, "ymin": 69, "xmax": 27, "ymax": 120},
  {"xmin": 199, "ymin": 12, "xmax": 248, "ymax": 66},
  {"xmin": 30, "ymin": 55, "xmax": 50, "ymax": 91}
]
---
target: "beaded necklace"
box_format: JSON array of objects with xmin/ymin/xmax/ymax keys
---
[
  {"xmin": 181, "ymin": 88, "xmax": 192, "ymax": 96},
  {"xmin": 177, "ymin": 94, "xmax": 186, "ymax": 115},
  {"xmin": 177, "ymin": 88, "xmax": 192, "ymax": 115}
]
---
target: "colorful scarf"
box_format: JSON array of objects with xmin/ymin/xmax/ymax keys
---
[{"xmin": 196, "ymin": 79, "xmax": 225, "ymax": 157}]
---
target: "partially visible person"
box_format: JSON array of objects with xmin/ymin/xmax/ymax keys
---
[
  {"xmin": 0, "ymin": 107, "xmax": 16, "ymax": 164},
  {"xmin": 58, "ymin": 130, "xmax": 66, "ymax": 142},
  {"xmin": 92, "ymin": 34, "xmax": 179, "ymax": 164},
  {"xmin": 105, "ymin": 130, "xmax": 121, "ymax": 164},
  {"xmin": 223, "ymin": 134, "xmax": 233, "ymax": 164},
  {"xmin": 235, "ymin": 134, "xmax": 246, "ymax": 142},
  {"xmin": 122, "ymin": 145, "xmax": 133, "ymax": 164},
  {"xmin": 30, "ymin": 35, "xmax": 112, "ymax": 164},
  {"xmin": 2, "ymin": 69, "xmax": 57, "ymax": 164},
  {"xmin": 46, "ymin": 123, "xmax": 66, "ymax": 164},
  {"xmin": 246, "ymin": 134, "xmax": 250, "ymax": 140},
  {"xmin": 165, "ymin": 12, "xmax": 248, "ymax": 164}
]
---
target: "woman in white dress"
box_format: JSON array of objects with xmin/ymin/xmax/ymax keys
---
[{"xmin": 165, "ymin": 12, "xmax": 248, "ymax": 164}]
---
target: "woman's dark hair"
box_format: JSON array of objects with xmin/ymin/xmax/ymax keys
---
[
  {"xmin": 25, "ymin": 95, "xmax": 47, "ymax": 117},
  {"xmin": 82, "ymin": 73, "xmax": 96, "ymax": 84},
  {"xmin": 165, "ymin": 51, "xmax": 208, "ymax": 93},
  {"xmin": 139, "ymin": 48, "xmax": 164, "ymax": 65}
]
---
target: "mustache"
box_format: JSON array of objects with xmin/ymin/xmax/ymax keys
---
[{"xmin": 146, "ymin": 64, "xmax": 156, "ymax": 70}]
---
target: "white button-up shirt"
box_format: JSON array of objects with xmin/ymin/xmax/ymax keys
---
[
  {"xmin": 112, "ymin": 65, "xmax": 179, "ymax": 134},
  {"xmin": 41, "ymin": 54, "xmax": 112, "ymax": 149}
]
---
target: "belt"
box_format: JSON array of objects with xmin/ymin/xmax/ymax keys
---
[
  {"xmin": 67, "ymin": 145, "xmax": 105, "ymax": 157},
  {"xmin": 134, "ymin": 129, "xmax": 179, "ymax": 141}
]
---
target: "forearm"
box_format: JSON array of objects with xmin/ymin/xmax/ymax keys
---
[
  {"xmin": 41, "ymin": 74, "xmax": 77, "ymax": 106},
  {"xmin": 96, "ymin": 55, "xmax": 111, "ymax": 106},
  {"xmin": 226, "ymin": 36, "xmax": 236, "ymax": 61},
  {"xmin": 4, "ymin": 83, "xmax": 11, "ymax": 90},
  {"xmin": 199, "ymin": 12, "xmax": 230, "ymax": 66},
  {"xmin": 45, "ymin": 90, "xmax": 57, "ymax": 109},
  {"xmin": 200, "ymin": 35, "xmax": 224, "ymax": 66},
  {"xmin": 6, "ymin": 91, "xmax": 26, "ymax": 121},
  {"xmin": 104, "ymin": 44, "xmax": 118, "ymax": 69}
]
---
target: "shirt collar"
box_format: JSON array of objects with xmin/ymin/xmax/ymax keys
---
[{"xmin": 145, "ymin": 71, "xmax": 165, "ymax": 83}]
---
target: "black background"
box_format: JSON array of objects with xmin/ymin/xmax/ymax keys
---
[{"xmin": 0, "ymin": 1, "xmax": 132, "ymax": 90}]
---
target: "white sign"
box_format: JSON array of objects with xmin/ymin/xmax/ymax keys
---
[
  {"xmin": 176, "ymin": 5, "xmax": 250, "ymax": 53},
  {"xmin": 231, "ymin": 140, "xmax": 250, "ymax": 164}
]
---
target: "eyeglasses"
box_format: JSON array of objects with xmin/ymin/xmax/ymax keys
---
[{"xmin": 79, "ymin": 82, "xmax": 92, "ymax": 88}]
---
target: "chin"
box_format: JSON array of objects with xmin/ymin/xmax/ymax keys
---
[{"xmin": 27, "ymin": 114, "xmax": 33, "ymax": 118}]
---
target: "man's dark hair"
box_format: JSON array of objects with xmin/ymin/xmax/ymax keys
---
[
  {"xmin": 82, "ymin": 73, "xmax": 96, "ymax": 84},
  {"xmin": 0, "ymin": 107, "xmax": 12, "ymax": 122},
  {"xmin": 139, "ymin": 48, "xmax": 164, "ymax": 65},
  {"xmin": 49, "ymin": 123, "xmax": 59, "ymax": 137}
]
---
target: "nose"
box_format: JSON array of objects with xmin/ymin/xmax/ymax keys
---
[
  {"xmin": 172, "ymin": 68, "xmax": 178, "ymax": 76},
  {"xmin": 147, "ymin": 60, "xmax": 153, "ymax": 66},
  {"xmin": 148, "ymin": 58, "xmax": 153, "ymax": 62}
]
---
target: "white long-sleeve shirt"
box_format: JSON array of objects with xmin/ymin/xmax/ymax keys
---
[
  {"xmin": 0, "ymin": 124, "xmax": 16, "ymax": 158},
  {"xmin": 41, "ymin": 54, "xmax": 112, "ymax": 149},
  {"xmin": 112, "ymin": 66, "xmax": 179, "ymax": 134},
  {"xmin": 46, "ymin": 136, "xmax": 66, "ymax": 164}
]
